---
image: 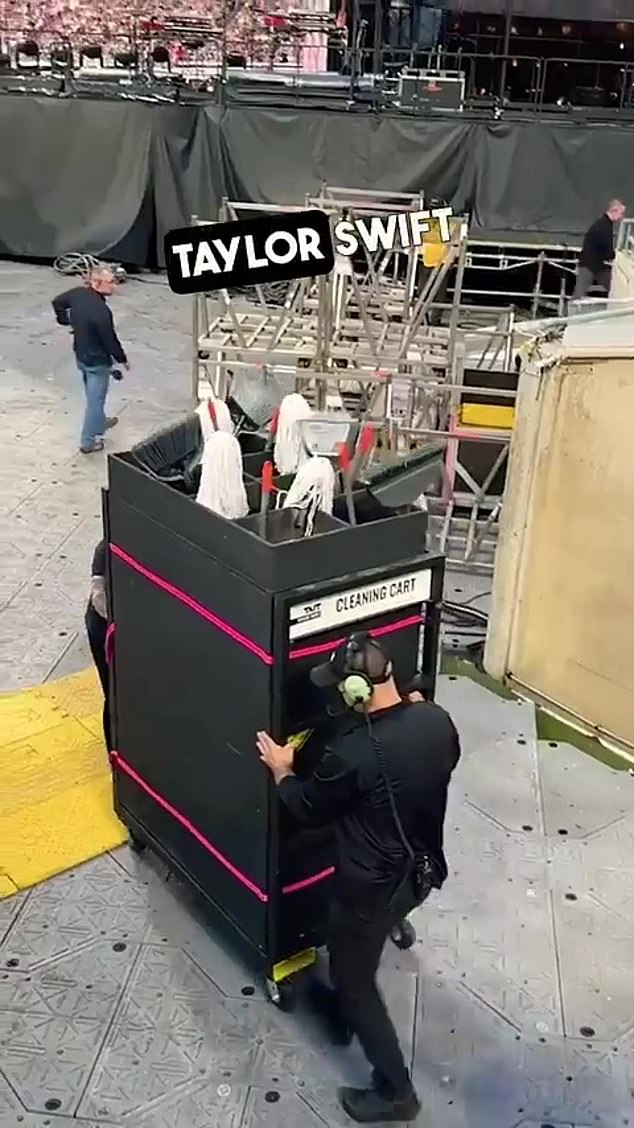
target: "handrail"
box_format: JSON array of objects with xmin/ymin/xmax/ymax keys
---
[{"xmin": 367, "ymin": 48, "xmax": 634, "ymax": 113}]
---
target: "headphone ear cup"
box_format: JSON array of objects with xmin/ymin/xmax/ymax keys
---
[{"xmin": 340, "ymin": 673, "xmax": 373, "ymax": 707}]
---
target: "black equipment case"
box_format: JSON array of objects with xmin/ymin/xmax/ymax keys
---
[{"xmin": 104, "ymin": 442, "xmax": 444, "ymax": 1005}]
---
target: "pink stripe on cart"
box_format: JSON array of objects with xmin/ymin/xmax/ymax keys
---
[
  {"xmin": 110, "ymin": 543, "xmax": 274, "ymax": 665},
  {"xmin": 111, "ymin": 543, "xmax": 421, "ymax": 664},
  {"xmin": 111, "ymin": 751, "xmax": 334, "ymax": 901},
  {"xmin": 288, "ymin": 613, "xmax": 424, "ymax": 661}
]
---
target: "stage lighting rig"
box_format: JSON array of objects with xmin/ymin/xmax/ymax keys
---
[
  {"xmin": 16, "ymin": 39, "xmax": 39, "ymax": 68},
  {"xmin": 114, "ymin": 50, "xmax": 139, "ymax": 69},
  {"xmin": 80, "ymin": 45, "xmax": 103, "ymax": 67}
]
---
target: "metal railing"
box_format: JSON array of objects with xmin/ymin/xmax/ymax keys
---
[
  {"xmin": 221, "ymin": 46, "xmax": 634, "ymax": 117},
  {"xmin": 2, "ymin": 13, "xmax": 633, "ymax": 118},
  {"xmin": 379, "ymin": 50, "xmax": 634, "ymax": 113}
]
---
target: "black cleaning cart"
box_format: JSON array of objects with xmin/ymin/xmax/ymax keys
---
[{"xmin": 104, "ymin": 438, "xmax": 444, "ymax": 1007}]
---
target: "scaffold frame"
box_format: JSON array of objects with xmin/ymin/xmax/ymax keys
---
[{"xmin": 189, "ymin": 188, "xmax": 564, "ymax": 573}]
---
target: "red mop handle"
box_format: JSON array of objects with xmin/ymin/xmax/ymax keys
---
[
  {"xmin": 360, "ymin": 425, "xmax": 375, "ymax": 453},
  {"xmin": 207, "ymin": 400, "xmax": 218, "ymax": 429},
  {"xmin": 258, "ymin": 460, "xmax": 274, "ymax": 537},
  {"xmin": 260, "ymin": 460, "xmax": 274, "ymax": 513},
  {"xmin": 351, "ymin": 424, "xmax": 375, "ymax": 477},
  {"xmin": 336, "ymin": 443, "xmax": 357, "ymax": 526},
  {"xmin": 337, "ymin": 443, "xmax": 351, "ymax": 473},
  {"xmin": 262, "ymin": 460, "xmax": 274, "ymax": 493}
]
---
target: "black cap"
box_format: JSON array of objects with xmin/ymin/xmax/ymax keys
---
[{"xmin": 310, "ymin": 631, "xmax": 391, "ymax": 689}]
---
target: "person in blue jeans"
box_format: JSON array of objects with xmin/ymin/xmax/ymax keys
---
[{"xmin": 52, "ymin": 266, "xmax": 129, "ymax": 453}]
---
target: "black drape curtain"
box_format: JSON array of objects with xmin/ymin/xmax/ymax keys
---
[{"xmin": 2, "ymin": 95, "xmax": 634, "ymax": 265}]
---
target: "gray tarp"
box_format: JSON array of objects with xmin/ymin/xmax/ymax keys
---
[{"xmin": 1, "ymin": 95, "xmax": 634, "ymax": 265}]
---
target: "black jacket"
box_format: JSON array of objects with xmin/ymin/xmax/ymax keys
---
[
  {"xmin": 579, "ymin": 214, "xmax": 614, "ymax": 274},
  {"xmin": 278, "ymin": 699, "xmax": 460, "ymax": 903},
  {"xmin": 52, "ymin": 286, "xmax": 127, "ymax": 367}
]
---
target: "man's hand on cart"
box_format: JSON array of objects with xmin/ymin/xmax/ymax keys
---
[{"xmin": 257, "ymin": 731, "xmax": 295, "ymax": 784}]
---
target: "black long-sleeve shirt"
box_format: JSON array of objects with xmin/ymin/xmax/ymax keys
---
[
  {"xmin": 88, "ymin": 539, "xmax": 108, "ymax": 619},
  {"xmin": 52, "ymin": 286, "xmax": 127, "ymax": 367},
  {"xmin": 579, "ymin": 214, "xmax": 614, "ymax": 274},
  {"xmin": 278, "ymin": 699, "xmax": 460, "ymax": 902}
]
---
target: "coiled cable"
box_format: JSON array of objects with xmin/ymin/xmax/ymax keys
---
[{"xmin": 53, "ymin": 252, "xmax": 126, "ymax": 280}]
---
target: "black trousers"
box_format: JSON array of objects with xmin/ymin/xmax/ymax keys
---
[
  {"xmin": 328, "ymin": 883, "xmax": 418, "ymax": 1098},
  {"xmin": 85, "ymin": 604, "xmax": 112, "ymax": 751},
  {"xmin": 572, "ymin": 265, "xmax": 611, "ymax": 300}
]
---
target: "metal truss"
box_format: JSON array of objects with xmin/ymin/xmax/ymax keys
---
[{"xmin": 191, "ymin": 188, "xmax": 521, "ymax": 573}]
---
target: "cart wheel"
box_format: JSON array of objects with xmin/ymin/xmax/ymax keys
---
[
  {"xmin": 128, "ymin": 833, "xmax": 146, "ymax": 855},
  {"xmin": 391, "ymin": 919, "xmax": 416, "ymax": 950},
  {"xmin": 265, "ymin": 977, "xmax": 296, "ymax": 1012}
]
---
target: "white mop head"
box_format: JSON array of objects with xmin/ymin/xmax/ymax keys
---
[
  {"xmin": 274, "ymin": 393, "xmax": 312, "ymax": 475},
  {"xmin": 283, "ymin": 458, "xmax": 335, "ymax": 516},
  {"xmin": 196, "ymin": 396, "xmax": 233, "ymax": 438},
  {"xmin": 196, "ymin": 431, "xmax": 249, "ymax": 520}
]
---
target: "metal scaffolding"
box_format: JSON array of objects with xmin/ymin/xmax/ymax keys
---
[{"xmin": 191, "ymin": 188, "xmax": 530, "ymax": 573}]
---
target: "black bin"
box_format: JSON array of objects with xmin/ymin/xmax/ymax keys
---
[{"xmin": 104, "ymin": 448, "xmax": 444, "ymax": 1003}]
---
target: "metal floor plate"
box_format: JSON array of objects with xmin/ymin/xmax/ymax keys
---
[{"xmin": 1, "ymin": 677, "xmax": 633, "ymax": 1127}]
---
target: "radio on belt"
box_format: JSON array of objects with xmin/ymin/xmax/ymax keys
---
[{"xmin": 104, "ymin": 433, "xmax": 444, "ymax": 1009}]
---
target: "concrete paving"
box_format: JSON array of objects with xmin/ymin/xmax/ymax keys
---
[
  {"xmin": 0, "ymin": 263, "xmax": 192, "ymax": 690},
  {"xmin": 1, "ymin": 264, "xmax": 633, "ymax": 1128}
]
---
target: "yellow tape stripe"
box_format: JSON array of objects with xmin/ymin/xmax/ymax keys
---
[
  {"xmin": 272, "ymin": 947, "xmax": 317, "ymax": 983},
  {"xmin": 459, "ymin": 404, "xmax": 515, "ymax": 430},
  {"xmin": 286, "ymin": 729, "xmax": 313, "ymax": 752}
]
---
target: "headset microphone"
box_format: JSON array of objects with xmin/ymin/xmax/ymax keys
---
[{"xmin": 336, "ymin": 634, "xmax": 389, "ymax": 710}]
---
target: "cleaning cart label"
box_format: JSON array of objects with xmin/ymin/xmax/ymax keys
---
[{"xmin": 289, "ymin": 568, "xmax": 432, "ymax": 641}]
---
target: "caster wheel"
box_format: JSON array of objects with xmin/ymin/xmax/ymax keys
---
[
  {"xmin": 265, "ymin": 977, "xmax": 295, "ymax": 1012},
  {"xmin": 390, "ymin": 919, "xmax": 416, "ymax": 950},
  {"xmin": 128, "ymin": 833, "xmax": 146, "ymax": 855}
]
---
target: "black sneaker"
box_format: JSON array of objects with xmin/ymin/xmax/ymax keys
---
[
  {"xmin": 79, "ymin": 441, "xmax": 105, "ymax": 454},
  {"xmin": 371, "ymin": 1069, "xmax": 392, "ymax": 1099},
  {"xmin": 339, "ymin": 1085, "xmax": 421, "ymax": 1123}
]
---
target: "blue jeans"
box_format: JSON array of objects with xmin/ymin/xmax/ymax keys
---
[{"xmin": 79, "ymin": 364, "xmax": 110, "ymax": 449}]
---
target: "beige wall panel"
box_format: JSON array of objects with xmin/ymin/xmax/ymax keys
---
[
  {"xmin": 611, "ymin": 250, "xmax": 634, "ymax": 301},
  {"xmin": 507, "ymin": 358, "xmax": 634, "ymax": 746}
]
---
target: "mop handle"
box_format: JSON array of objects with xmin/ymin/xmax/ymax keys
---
[
  {"xmin": 350, "ymin": 424, "xmax": 375, "ymax": 481},
  {"xmin": 337, "ymin": 444, "xmax": 357, "ymax": 527},
  {"xmin": 207, "ymin": 400, "xmax": 218, "ymax": 429},
  {"xmin": 266, "ymin": 407, "xmax": 280, "ymax": 453},
  {"xmin": 259, "ymin": 460, "xmax": 274, "ymax": 537}
]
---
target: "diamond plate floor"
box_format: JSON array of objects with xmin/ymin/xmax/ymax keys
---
[
  {"xmin": 1, "ymin": 677, "xmax": 633, "ymax": 1127},
  {"xmin": 2, "ymin": 265, "xmax": 634, "ymax": 1127}
]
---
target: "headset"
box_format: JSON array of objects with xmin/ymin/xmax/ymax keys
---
[{"xmin": 337, "ymin": 633, "xmax": 391, "ymax": 709}]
